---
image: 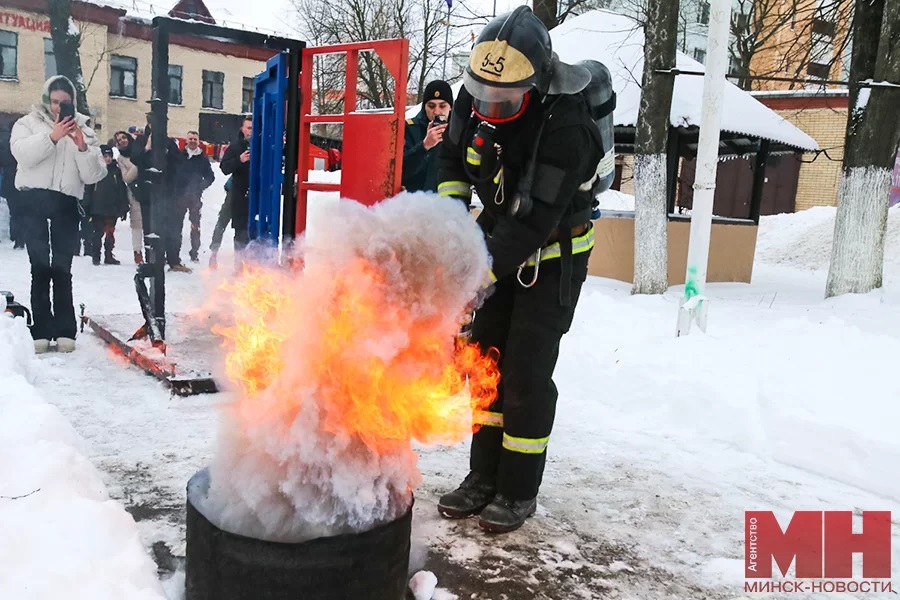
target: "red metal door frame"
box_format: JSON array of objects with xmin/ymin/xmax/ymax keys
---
[{"xmin": 295, "ymin": 39, "xmax": 410, "ymax": 237}]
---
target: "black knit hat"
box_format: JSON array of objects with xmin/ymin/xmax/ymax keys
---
[
  {"xmin": 100, "ymin": 144, "xmax": 113, "ymax": 157},
  {"xmin": 423, "ymin": 80, "xmax": 453, "ymax": 105}
]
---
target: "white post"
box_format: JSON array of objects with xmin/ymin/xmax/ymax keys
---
[
  {"xmin": 442, "ymin": 5, "xmax": 451, "ymax": 80},
  {"xmin": 675, "ymin": 0, "xmax": 733, "ymax": 337}
]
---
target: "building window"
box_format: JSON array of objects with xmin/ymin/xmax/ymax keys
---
[
  {"xmin": 697, "ymin": 1, "xmax": 710, "ymax": 25},
  {"xmin": 242, "ymin": 76, "xmax": 254, "ymax": 113},
  {"xmin": 692, "ymin": 48, "xmax": 706, "ymax": 64},
  {"xmin": 811, "ymin": 38, "xmax": 833, "ymax": 64},
  {"xmin": 110, "ymin": 55, "xmax": 137, "ymax": 98},
  {"xmin": 168, "ymin": 64, "xmax": 183, "ymax": 105},
  {"xmin": 0, "ymin": 30, "xmax": 17, "ymax": 80},
  {"xmin": 202, "ymin": 70, "xmax": 224, "ymax": 110},
  {"xmin": 807, "ymin": 62, "xmax": 831, "ymax": 80},
  {"xmin": 44, "ymin": 38, "xmax": 57, "ymax": 80}
]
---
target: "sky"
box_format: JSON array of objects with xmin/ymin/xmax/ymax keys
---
[{"xmin": 183, "ymin": 0, "xmax": 520, "ymax": 39}]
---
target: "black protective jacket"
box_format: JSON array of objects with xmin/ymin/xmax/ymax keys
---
[{"xmin": 439, "ymin": 87, "xmax": 602, "ymax": 281}]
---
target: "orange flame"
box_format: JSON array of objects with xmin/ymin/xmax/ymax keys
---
[{"xmin": 212, "ymin": 257, "xmax": 500, "ymax": 456}]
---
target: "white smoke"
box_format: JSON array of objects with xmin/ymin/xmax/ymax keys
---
[{"xmin": 195, "ymin": 192, "xmax": 491, "ymax": 543}]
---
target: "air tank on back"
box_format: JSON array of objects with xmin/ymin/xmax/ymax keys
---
[{"xmin": 577, "ymin": 59, "xmax": 617, "ymax": 213}]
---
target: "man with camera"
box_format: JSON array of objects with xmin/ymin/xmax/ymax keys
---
[{"xmin": 401, "ymin": 80, "xmax": 452, "ymax": 193}]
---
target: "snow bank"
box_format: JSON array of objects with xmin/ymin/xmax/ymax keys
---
[
  {"xmin": 596, "ymin": 189, "xmax": 635, "ymax": 211},
  {"xmin": 0, "ymin": 315, "xmax": 164, "ymax": 600},
  {"xmin": 562, "ymin": 275, "xmax": 900, "ymax": 506},
  {"xmin": 756, "ymin": 204, "xmax": 900, "ymax": 276}
]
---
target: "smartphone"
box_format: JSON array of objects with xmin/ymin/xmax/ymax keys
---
[
  {"xmin": 58, "ymin": 101, "xmax": 76, "ymax": 122},
  {"xmin": 432, "ymin": 114, "xmax": 448, "ymax": 127}
]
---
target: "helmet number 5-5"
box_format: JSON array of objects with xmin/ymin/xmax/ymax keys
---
[{"xmin": 481, "ymin": 53, "xmax": 505, "ymax": 74}]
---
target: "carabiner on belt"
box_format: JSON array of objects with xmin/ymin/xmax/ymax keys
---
[{"xmin": 516, "ymin": 248, "xmax": 541, "ymax": 288}]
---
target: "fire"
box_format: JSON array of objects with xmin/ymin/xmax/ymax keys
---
[
  {"xmin": 201, "ymin": 194, "xmax": 498, "ymax": 541},
  {"xmin": 212, "ymin": 257, "xmax": 500, "ymax": 455}
]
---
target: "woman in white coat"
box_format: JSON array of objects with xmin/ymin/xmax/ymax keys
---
[
  {"xmin": 112, "ymin": 130, "xmax": 143, "ymax": 264},
  {"xmin": 10, "ymin": 75, "xmax": 106, "ymax": 353}
]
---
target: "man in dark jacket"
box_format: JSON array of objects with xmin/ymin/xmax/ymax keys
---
[
  {"xmin": 83, "ymin": 145, "xmax": 129, "ymax": 265},
  {"xmin": 0, "ymin": 119, "xmax": 24, "ymax": 248},
  {"xmin": 402, "ymin": 80, "xmax": 452, "ymax": 193},
  {"xmin": 175, "ymin": 131, "xmax": 214, "ymax": 263},
  {"xmin": 131, "ymin": 113, "xmax": 191, "ymax": 272},
  {"xmin": 210, "ymin": 116, "xmax": 251, "ymax": 269},
  {"xmin": 435, "ymin": 6, "xmax": 605, "ymax": 534}
]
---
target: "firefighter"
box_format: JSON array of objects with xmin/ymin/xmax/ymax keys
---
[{"xmin": 436, "ymin": 6, "xmax": 605, "ymax": 534}]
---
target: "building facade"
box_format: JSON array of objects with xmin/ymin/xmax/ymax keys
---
[
  {"xmin": 755, "ymin": 90, "xmax": 847, "ymax": 210},
  {"xmin": 0, "ymin": 0, "xmax": 277, "ymax": 142}
]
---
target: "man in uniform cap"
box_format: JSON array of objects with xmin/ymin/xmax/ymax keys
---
[{"xmin": 401, "ymin": 80, "xmax": 453, "ymax": 193}]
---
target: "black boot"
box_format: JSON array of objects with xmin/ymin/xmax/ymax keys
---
[
  {"xmin": 478, "ymin": 494, "xmax": 537, "ymax": 534},
  {"xmin": 437, "ymin": 472, "xmax": 495, "ymax": 519}
]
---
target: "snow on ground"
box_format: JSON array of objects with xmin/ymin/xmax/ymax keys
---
[
  {"xmin": 2, "ymin": 178, "xmax": 900, "ymax": 599},
  {"xmin": 0, "ymin": 305, "xmax": 165, "ymax": 599}
]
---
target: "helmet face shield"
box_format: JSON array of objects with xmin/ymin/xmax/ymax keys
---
[{"xmin": 464, "ymin": 71, "xmax": 531, "ymax": 122}]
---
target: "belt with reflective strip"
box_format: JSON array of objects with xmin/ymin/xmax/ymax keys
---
[
  {"xmin": 502, "ymin": 433, "xmax": 550, "ymax": 454},
  {"xmin": 466, "ymin": 147, "xmax": 482, "ymax": 166},
  {"xmin": 438, "ymin": 180, "xmax": 472, "ymax": 200},
  {"xmin": 473, "ymin": 410, "xmax": 503, "ymax": 428},
  {"xmin": 524, "ymin": 226, "xmax": 594, "ymax": 267}
]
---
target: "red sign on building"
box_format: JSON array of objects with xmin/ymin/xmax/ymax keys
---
[{"xmin": 0, "ymin": 12, "xmax": 51, "ymax": 33}]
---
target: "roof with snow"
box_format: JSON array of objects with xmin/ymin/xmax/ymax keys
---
[
  {"xmin": 550, "ymin": 10, "xmax": 819, "ymax": 152},
  {"xmin": 168, "ymin": 0, "xmax": 216, "ymax": 24}
]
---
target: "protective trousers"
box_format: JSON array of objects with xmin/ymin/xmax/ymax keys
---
[{"xmin": 469, "ymin": 249, "xmax": 590, "ymax": 501}]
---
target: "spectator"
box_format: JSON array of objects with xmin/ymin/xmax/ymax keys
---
[
  {"xmin": 131, "ymin": 112, "xmax": 191, "ymax": 272},
  {"xmin": 82, "ymin": 144, "xmax": 131, "ymax": 265},
  {"xmin": 10, "ymin": 75, "xmax": 106, "ymax": 353},
  {"xmin": 0, "ymin": 119, "xmax": 25, "ymax": 249},
  {"xmin": 402, "ymin": 80, "xmax": 452, "ymax": 193},
  {"xmin": 327, "ymin": 147, "xmax": 341, "ymax": 172},
  {"xmin": 210, "ymin": 116, "xmax": 251, "ymax": 269},
  {"xmin": 175, "ymin": 131, "xmax": 214, "ymax": 263},
  {"xmin": 112, "ymin": 130, "xmax": 143, "ymax": 264}
]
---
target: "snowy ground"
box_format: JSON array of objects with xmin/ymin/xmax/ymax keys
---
[{"xmin": 2, "ymin": 172, "xmax": 900, "ymax": 599}]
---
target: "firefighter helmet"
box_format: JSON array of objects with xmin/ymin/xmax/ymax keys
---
[{"xmin": 464, "ymin": 6, "xmax": 591, "ymax": 122}]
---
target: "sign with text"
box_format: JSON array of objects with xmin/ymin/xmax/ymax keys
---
[
  {"xmin": 744, "ymin": 511, "xmax": 893, "ymax": 594},
  {"xmin": 0, "ymin": 12, "xmax": 51, "ymax": 33}
]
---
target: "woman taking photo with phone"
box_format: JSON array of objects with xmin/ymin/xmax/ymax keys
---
[{"xmin": 10, "ymin": 75, "xmax": 106, "ymax": 354}]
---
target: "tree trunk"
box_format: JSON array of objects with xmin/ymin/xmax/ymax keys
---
[
  {"xmin": 533, "ymin": 0, "xmax": 558, "ymax": 31},
  {"xmin": 826, "ymin": 0, "xmax": 900, "ymax": 297},
  {"xmin": 48, "ymin": 0, "xmax": 90, "ymax": 115},
  {"xmin": 632, "ymin": 0, "xmax": 679, "ymax": 295}
]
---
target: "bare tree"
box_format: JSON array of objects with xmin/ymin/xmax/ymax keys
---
[
  {"xmin": 826, "ymin": 0, "xmax": 900, "ymax": 296},
  {"xmin": 76, "ymin": 20, "xmax": 141, "ymax": 97},
  {"xmin": 632, "ymin": 0, "xmax": 679, "ymax": 295},
  {"xmin": 291, "ymin": 0, "xmax": 468, "ymax": 114},
  {"xmin": 729, "ymin": 0, "xmax": 854, "ymax": 90},
  {"xmin": 48, "ymin": 0, "xmax": 89, "ymax": 114}
]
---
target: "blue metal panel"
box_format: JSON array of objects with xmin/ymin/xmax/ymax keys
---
[{"xmin": 248, "ymin": 52, "xmax": 288, "ymax": 245}]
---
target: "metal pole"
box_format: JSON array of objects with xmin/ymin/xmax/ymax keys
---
[
  {"xmin": 149, "ymin": 22, "xmax": 170, "ymax": 342},
  {"xmin": 675, "ymin": 0, "xmax": 732, "ymax": 337},
  {"xmin": 442, "ymin": 4, "xmax": 450, "ymax": 80},
  {"xmin": 281, "ymin": 47, "xmax": 302, "ymax": 249}
]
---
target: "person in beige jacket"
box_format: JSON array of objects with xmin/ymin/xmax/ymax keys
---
[
  {"xmin": 10, "ymin": 75, "xmax": 106, "ymax": 354},
  {"xmin": 112, "ymin": 130, "xmax": 143, "ymax": 264}
]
